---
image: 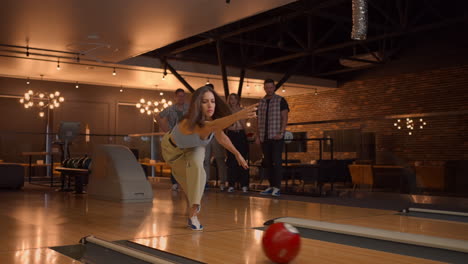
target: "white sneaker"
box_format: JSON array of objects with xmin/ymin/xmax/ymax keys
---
[
  {"xmin": 242, "ymin": 186, "xmax": 248, "ymax": 193},
  {"xmin": 172, "ymin": 184, "xmax": 179, "ymax": 191},
  {"xmin": 227, "ymin": 187, "xmax": 235, "ymax": 193},
  {"xmin": 189, "ymin": 216, "xmax": 203, "ymax": 231},
  {"xmin": 272, "ymin": 187, "xmax": 281, "ymax": 197},
  {"xmin": 260, "ymin": 187, "xmax": 273, "ymax": 195}
]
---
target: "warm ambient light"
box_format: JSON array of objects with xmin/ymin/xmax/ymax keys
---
[
  {"xmin": 135, "ymin": 95, "xmax": 172, "ymax": 120},
  {"xmin": 19, "ymin": 87, "xmax": 65, "ymax": 117},
  {"xmin": 394, "ymin": 117, "xmax": 427, "ymax": 135},
  {"xmin": 113, "ymin": 68, "xmax": 117, "ymax": 76}
]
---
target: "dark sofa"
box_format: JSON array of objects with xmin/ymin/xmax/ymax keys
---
[{"xmin": 0, "ymin": 163, "xmax": 25, "ymax": 189}]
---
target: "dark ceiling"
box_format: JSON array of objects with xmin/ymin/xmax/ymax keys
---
[{"xmin": 145, "ymin": 0, "xmax": 468, "ymax": 83}]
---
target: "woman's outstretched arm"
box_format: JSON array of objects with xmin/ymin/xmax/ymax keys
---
[{"xmin": 195, "ymin": 103, "xmax": 258, "ymax": 137}]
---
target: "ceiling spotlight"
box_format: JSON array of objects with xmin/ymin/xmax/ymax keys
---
[
  {"xmin": 160, "ymin": 92, "xmax": 163, "ymax": 96},
  {"xmin": 39, "ymin": 112, "xmax": 45, "ymax": 118},
  {"xmin": 26, "ymin": 78, "xmax": 30, "ymax": 85},
  {"xmin": 162, "ymin": 62, "xmax": 168, "ymax": 81},
  {"xmin": 281, "ymin": 87, "xmax": 286, "ymax": 93},
  {"xmin": 120, "ymin": 88, "xmax": 123, "ymax": 93},
  {"xmin": 56, "ymin": 58, "xmax": 61, "ymax": 70},
  {"xmin": 75, "ymin": 82, "xmax": 79, "ymax": 88},
  {"xmin": 206, "ymin": 78, "xmax": 210, "ymax": 85},
  {"xmin": 314, "ymin": 88, "xmax": 318, "ymax": 96},
  {"xmin": 112, "ymin": 68, "xmax": 117, "ymax": 76}
]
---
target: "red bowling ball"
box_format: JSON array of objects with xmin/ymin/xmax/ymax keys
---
[{"xmin": 262, "ymin": 222, "xmax": 301, "ymax": 263}]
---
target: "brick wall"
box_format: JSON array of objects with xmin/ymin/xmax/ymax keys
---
[{"xmin": 285, "ymin": 65, "xmax": 468, "ymax": 165}]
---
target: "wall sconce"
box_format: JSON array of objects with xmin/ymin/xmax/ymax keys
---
[{"xmin": 394, "ymin": 117, "xmax": 427, "ymax": 135}]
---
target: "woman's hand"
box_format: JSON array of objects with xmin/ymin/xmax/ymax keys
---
[
  {"xmin": 235, "ymin": 153, "xmax": 249, "ymax": 169},
  {"xmin": 236, "ymin": 103, "xmax": 258, "ymax": 120}
]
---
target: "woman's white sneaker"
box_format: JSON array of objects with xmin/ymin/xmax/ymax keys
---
[{"xmin": 189, "ymin": 216, "xmax": 203, "ymax": 231}]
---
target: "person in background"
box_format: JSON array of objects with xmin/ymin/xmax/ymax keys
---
[
  {"xmin": 226, "ymin": 93, "xmax": 249, "ymax": 193},
  {"xmin": 255, "ymin": 79, "xmax": 289, "ymax": 197},
  {"xmin": 156, "ymin": 88, "xmax": 189, "ymax": 191},
  {"xmin": 211, "ymin": 139, "xmax": 228, "ymax": 191}
]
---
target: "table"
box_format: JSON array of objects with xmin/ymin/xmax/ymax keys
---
[
  {"xmin": 349, "ymin": 164, "xmax": 411, "ymax": 192},
  {"xmin": 21, "ymin": 152, "xmax": 54, "ymax": 184},
  {"xmin": 55, "ymin": 166, "xmax": 89, "ymax": 194},
  {"xmin": 140, "ymin": 162, "xmax": 167, "ymax": 177}
]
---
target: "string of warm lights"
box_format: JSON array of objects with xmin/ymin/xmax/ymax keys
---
[
  {"xmin": 3, "ymin": 44, "xmax": 301, "ymax": 93},
  {"xmin": 394, "ymin": 117, "xmax": 427, "ymax": 135}
]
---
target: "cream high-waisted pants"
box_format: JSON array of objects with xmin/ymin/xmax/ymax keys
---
[{"xmin": 161, "ymin": 133, "xmax": 207, "ymax": 206}]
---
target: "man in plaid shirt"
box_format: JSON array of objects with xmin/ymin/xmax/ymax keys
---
[{"xmin": 255, "ymin": 79, "xmax": 289, "ymax": 197}]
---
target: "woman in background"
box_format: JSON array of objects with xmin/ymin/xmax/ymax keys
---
[{"xmin": 226, "ymin": 93, "xmax": 250, "ymax": 193}]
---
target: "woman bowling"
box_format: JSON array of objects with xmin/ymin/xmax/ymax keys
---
[{"xmin": 161, "ymin": 85, "xmax": 257, "ymax": 231}]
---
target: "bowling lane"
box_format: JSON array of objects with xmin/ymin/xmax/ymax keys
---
[
  {"xmin": 0, "ymin": 248, "xmax": 77, "ymax": 264},
  {"xmin": 326, "ymin": 213, "xmax": 468, "ymax": 241},
  {"xmin": 130, "ymin": 229, "xmax": 445, "ymax": 264}
]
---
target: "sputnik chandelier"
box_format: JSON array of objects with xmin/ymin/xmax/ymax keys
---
[
  {"xmin": 394, "ymin": 117, "xmax": 427, "ymax": 135},
  {"xmin": 135, "ymin": 97, "xmax": 172, "ymax": 117},
  {"xmin": 19, "ymin": 80, "xmax": 65, "ymax": 118}
]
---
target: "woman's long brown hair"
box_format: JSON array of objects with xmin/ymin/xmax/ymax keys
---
[{"xmin": 184, "ymin": 86, "xmax": 231, "ymax": 130}]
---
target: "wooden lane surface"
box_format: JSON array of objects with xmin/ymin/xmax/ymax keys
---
[
  {"xmin": 132, "ymin": 229, "xmax": 445, "ymax": 264},
  {"xmin": 327, "ymin": 213, "xmax": 468, "ymax": 241},
  {"xmin": 0, "ymin": 248, "xmax": 77, "ymax": 264},
  {"xmin": 0, "ymin": 180, "xmax": 465, "ymax": 263}
]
